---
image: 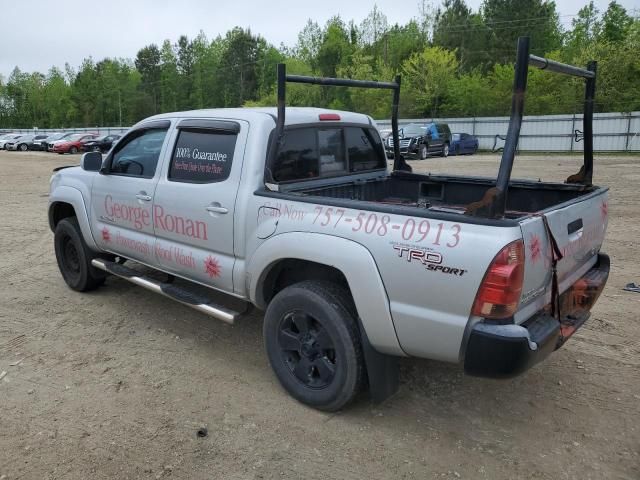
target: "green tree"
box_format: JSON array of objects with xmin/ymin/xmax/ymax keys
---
[
  {"xmin": 482, "ymin": 0, "xmax": 562, "ymax": 61},
  {"xmin": 217, "ymin": 27, "xmax": 267, "ymax": 106},
  {"xmin": 159, "ymin": 40, "xmax": 179, "ymax": 113},
  {"xmin": 600, "ymin": 1, "xmax": 634, "ymax": 43},
  {"xmin": 433, "ymin": 0, "xmax": 491, "ymax": 71},
  {"xmin": 401, "ymin": 47, "xmax": 459, "ymax": 117},
  {"xmin": 135, "ymin": 44, "xmax": 161, "ymax": 114}
]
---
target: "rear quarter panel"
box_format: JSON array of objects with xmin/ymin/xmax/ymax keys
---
[{"xmin": 246, "ymin": 195, "xmax": 522, "ymax": 362}]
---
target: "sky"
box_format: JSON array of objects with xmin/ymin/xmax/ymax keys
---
[{"xmin": 1, "ymin": 0, "xmax": 638, "ymax": 79}]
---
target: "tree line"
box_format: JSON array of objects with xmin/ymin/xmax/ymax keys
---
[{"xmin": 0, "ymin": 0, "xmax": 638, "ymax": 129}]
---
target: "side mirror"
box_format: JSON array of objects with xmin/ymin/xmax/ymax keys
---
[{"xmin": 81, "ymin": 151, "xmax": 102, "ymax": 172}]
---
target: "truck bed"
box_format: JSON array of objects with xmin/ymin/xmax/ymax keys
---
[{"xmin": 291, "ymin": 171, "xmax": 597, "ymax": 219}]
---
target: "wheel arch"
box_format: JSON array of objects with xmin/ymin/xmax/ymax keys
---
[
  {"xmin": 248, "ymin": 232, "xmax": 405, "ymax": 356},
  {"xmin": 48, "ymin": 186, "xmax": 98, "ymax": 251}
]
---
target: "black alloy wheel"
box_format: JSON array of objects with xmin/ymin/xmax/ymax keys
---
[
  {"xmin": 278, "ymin": 311, "xmax": 337, "ymax": 389},
  {"xmin": 264, "ymin": 280, "xmax": 364, "ymax": 411}
]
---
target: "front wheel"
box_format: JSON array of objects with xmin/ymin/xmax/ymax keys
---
[
  {"xmin": 264, "ymin": 281, "xmax": 364, "ymax": 411},
  {"xmin": 19, "ymin": 144, "xmax": 28, "ymax": 151},
  {"xmin": 54, "ymin": 217, "xmax": 106, "ymax": 292},
  {"xmin": 442, "ymin": 143, "xmax": 449, "ymax": 157},
  {"xmin": 418, "ymin": 144, "xmax": 428, "ymax": 160}
]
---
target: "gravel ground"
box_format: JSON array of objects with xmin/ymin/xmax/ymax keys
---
[{"xmin": 0, "ymin": 150, "xmax": 638, "ymax": 480}]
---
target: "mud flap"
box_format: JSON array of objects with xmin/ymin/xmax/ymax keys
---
[{"xmin": 358, "ymin": 319, "xmax": 400, "ymax": 403}]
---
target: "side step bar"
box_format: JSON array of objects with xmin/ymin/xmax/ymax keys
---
[{"xmin": 91, "ymin": 259, "xmax": 239, "ymax": 324}]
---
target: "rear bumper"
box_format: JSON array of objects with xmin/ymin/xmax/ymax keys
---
[{"xmin": 464, "ymin": 253, "xmax": 609, "ymax": 378}]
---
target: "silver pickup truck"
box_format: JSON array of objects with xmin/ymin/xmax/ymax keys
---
[{"xmin": 48, "ymin": 38, "xmax": 609, "ymax": 411}]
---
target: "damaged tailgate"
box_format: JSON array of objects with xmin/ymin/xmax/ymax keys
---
[{"xmin": 518, "ymin": 188, "xmax": 609, "ymax": 315}]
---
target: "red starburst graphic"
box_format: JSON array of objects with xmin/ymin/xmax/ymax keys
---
[
  {"xmin": 529, "ymin": 233, "xmax": 542, "ymax": 264},
  {"xmin": 204, "ymin": 255, "xmax": 221, "ymax": 278},
  {"xmin": 600, "ymin": 200, "xmax": 608, "ymax": 220},
  {"xmin": 101, "ymin": 227, "xmax": 111, "ymax": 242}
]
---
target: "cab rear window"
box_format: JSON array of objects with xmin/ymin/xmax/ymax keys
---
[{"xmin": 272, "ymin": 126, "xmax": 385, "ymax": 182}]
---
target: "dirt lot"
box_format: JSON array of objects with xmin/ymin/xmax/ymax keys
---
[{"xmin": 0, "ymin": 150, "xmax": 638, "ymax": 480}]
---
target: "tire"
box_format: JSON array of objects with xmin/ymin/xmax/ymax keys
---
[
  {"xmin": 263, "ymin": 280, "xmax": 364, "ymax": 411},
  {"xmin": 19, "ymin": 143, "xmax": 28, "ymax": 151},
  {"xmin": 418, "ymin": 144, "xmax": 428, "ymax": 160},
  {"xmin": 54, "ymin": 217, "xmax": 106, "ymax": 292},
  {"xmin": 442, "ymin": 143, "xmax": 450, "ymax": 157},
  {"xmin": 69, "ymin": 146, "xmax": 78, "ymax": 154}
]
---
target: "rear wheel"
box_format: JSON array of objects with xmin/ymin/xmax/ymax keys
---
[
  {"xmin": 264, "ymin": 280, "xmax": 364, "ymax": 411},
  {"xmin": 54, "ymin": 217, "xmax": 106, "ymax": 292},
  {"xmin": 442, "ymin": 143, "xmax": 449, "ymax": 157},
  {"xmin": 69, "ymin": 146, "xmax": 78, "ymax": 154}
]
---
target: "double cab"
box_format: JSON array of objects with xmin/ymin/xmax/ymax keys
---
[{"xmin": 48, "ymin": 40, "xmax": 609, "ymax": 411}]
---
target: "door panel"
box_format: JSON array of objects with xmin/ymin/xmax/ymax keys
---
[
  {"xmin": 428, "ymin": 125, "xmax": 442, "ymax": 152},
  {"xmin": 153, "ymin": 119, "xmax": 248, "ymax": 293},
  {"xmin": 90, "ymin": 125, "xmax": 171, "ymax": 265}
]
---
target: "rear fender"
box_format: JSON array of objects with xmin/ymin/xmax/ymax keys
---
[
  {"xmin": 248, "ymin": 232, "xmax": 405, "ymax": 356},
  {"xmin": 48, "ymin": 185, "xmax": 98, "ymax": 251}
]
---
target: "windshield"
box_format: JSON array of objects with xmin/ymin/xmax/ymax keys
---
[
  {"xmin": 46, "ymin": 133, "xmax": 65, "ymax": 141},
  {"xmin": 401, "ymin": 124, "xmax": 427, "ymax": 136},
  {"xmin": 452, "ymin": 133, "xmax": 461, "ymax": 141}
]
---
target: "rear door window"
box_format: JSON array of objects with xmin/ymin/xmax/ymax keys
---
[{"xmin": 168, "ymin": 129, "xmax": 237, "ymax": 183}]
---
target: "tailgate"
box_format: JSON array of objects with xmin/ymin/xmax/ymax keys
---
[{"xmin": 518, "ymin": 188, "xmax": 609, "ymax": 309}]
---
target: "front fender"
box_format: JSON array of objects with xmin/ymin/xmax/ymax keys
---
[
  {"xmin": 248, "ymin": 232, "xmax": 405, "ymax": 356},
  {"xmin": 48, "ymin": 185, "xmax": 98, "ymax": 251}
]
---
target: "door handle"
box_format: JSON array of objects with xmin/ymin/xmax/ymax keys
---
[
  {"xmin": 135, "ymin": 193, "xmax": 152, "ymax": 202},
  {"xmin": 206, "ymin": 203, "xmax": 228, "ymax": 214}
]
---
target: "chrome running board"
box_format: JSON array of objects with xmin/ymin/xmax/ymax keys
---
[{"xmin": 91, "ymin": 258, "xmax": 238, "ymax": 324}]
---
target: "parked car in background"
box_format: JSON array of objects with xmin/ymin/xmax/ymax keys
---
[
  {"xmin": 6, "ymin": 134, "xmax": 51, "ymax": 151},
  {"xmin": 0, "ymin": 134, "xmax": 23, "ymax": 150},
  {"xmin": 45, "ymin": 133, "xmax": 77, "ymax": 152},
  {"xmin": 50, "ymin": 133, "xmax": 98, "ymax": 154},
  {"xmin": 31, "ymin": 133, "xmax": 61, "ymax": 151},
  {"xmin": 6, "ymin": 134, "xmax": 34, "ymax": 151},
  {"xmin": 81, "ymin": 134, "xmax": 121, "ymax": 153},
  {"xmin": 385, "ymin": 122, "xmax": 452, "ymax": 159},
  {"xmin": 450, "ymin": 133, "xmax": 479, "ymax": 155},
  {"xmin": 378, "ymin": 128, "xmax": 392, "ymax": 141}
]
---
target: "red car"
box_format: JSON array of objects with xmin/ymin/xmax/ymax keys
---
[{"xmin": 51, "ymin": 133, "xmax": 98, "ymax": 154}]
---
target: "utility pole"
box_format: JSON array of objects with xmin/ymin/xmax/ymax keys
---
[{"xmin": 118, "ymin": 90, "xmax": 122, "ymax": 126}]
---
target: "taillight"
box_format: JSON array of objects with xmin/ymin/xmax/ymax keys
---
[{"xmin": 472, "ymin": 240, "xmax": 525, "ymax": 320}]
